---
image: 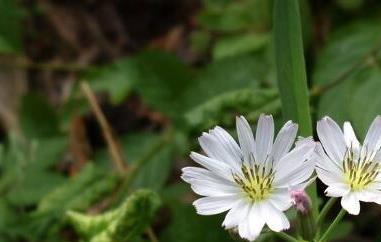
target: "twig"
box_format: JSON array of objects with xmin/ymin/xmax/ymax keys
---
[
  {"xmin": 146, "ymin": 227, "xmax": 159, "ymax": 242},
  {"xmin": 80, "ymin": 81, "xmax": 127, "ymax": 173}
]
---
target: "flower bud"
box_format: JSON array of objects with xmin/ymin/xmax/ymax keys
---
[{"xmin": 290, "ymin": 189, "xmax": 311, "ymax": 215}]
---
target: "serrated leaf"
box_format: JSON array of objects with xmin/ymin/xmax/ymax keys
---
[
  {"xmin": 36, "ymin": 163, "xmax": 118, "ymax": 214},
  {"xmin": 68, "ymin": 189, "xmax": 161, "ymax": 242}
]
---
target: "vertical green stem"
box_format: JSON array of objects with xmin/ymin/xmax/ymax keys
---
[
  {"xmin": 318, "ymin": 209, "xmax": 346, "ymax": 242},
  {"xmin": 273, "ymin": 0, "xmax": 318, "ymax": 216}
]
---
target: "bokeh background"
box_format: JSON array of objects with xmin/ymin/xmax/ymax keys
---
[{"xmin": 0, "ymin": 0, "xmax": 381, "ymax": 241}]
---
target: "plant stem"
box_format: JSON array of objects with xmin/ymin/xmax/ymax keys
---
[
  {"xmin": 318, "ymin": 209, "xmax": 346, "ymax": 242},
  {"xmin": 146, "ymin": 227, "xmax": 159, "ymax": 242},
  {"xmin": 317, "ymin": 197, "xmax": 338, "ymax": 225},
  {"xmin": 273, "ymin": 0, "xmax": 318, "ymax": 217},
  {"xmin": 275, "ymin": 232, "xmax": 302, "ymax": 242},
  {"xmin": 80, "ymin": 81, "xmax": 127, "ymax": 173}
]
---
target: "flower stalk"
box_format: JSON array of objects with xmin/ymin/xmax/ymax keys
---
[{"xmin": 317, "ymin": 209, "xmax": 346, "ymax": 242}]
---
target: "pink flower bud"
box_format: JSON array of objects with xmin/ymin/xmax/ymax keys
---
[{"xmin": 290, "ymin": 190, "xmax": 311, "ymax": 215}]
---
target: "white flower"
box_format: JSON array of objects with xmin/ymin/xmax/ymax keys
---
[
  {"xmin": 181, "ymin": 114, "xmax": 315, "ymax": 241},
  {"xmin": 315, "ymin": 116, "xmax": 381, "ymax": 215}
]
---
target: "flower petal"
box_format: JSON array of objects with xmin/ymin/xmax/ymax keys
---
[
  {"xmin": 343, "ymin": 122, "xmax": 360, "ymax": 155},
  {"xmin": 314, "ymin": 143, "xmax": 343, "ymax": 177},
  {"xmin": 182, "ymin": 167, "xmax": 239, "ymax": 196},
  {"xmin": 210, "ymin": 126, "xmax": 242, "ymax": 161},
  {"xmin": 364, "ymin": 116, "xmax": 381, "ymax": 155},
  {"xmin": 324, "ymin": 183, "xmax": 350, "ymax": 197},
  {"xmin": 317, "ymin": 116, "xmax": 346, "ymax": 162},
  {"xmin": 198, "ymin": 132, "xmax": 240, "ymax": 172},
  {"xmin": 193, "ymin": 195, "xmax": 239, "ymax": 215},
  {"xmin": 341, "ymin": 193, "xmax": 360, "ymax": 215},
  {"xmin": 268, "ymin": 188, "xmax": 293, "ymax": 211},
  {"xmin": 274, "ymin": 141, "xmax": 315, "ymax": 181},
  {"xmin": 222, "ymin": 199, "xmax": 251, "ymax": 229},
  {"xmin": 238, "ymin": 203, "xmax": 265, "ymax": 241},
  {"xmin": 260, "ymin": 202, "xmax": 290, "ymax": 232},
  {"xmin": 255, "ymin": 114, "xmax": 274, "ymax": 163},
  {"xmin": 190, "ymin": 152, "xmax": 234, "ymax": 181},
  {"xmin": 236, "ymin": 116, "xmax": 256, "ymax": 162},
  {"xmin": 271, "ymin": 121, "xmax": 298, "ymax": 163},
  {"xmin": 274, "ymin": 159, "xmax": 315, "ymax": 188}
]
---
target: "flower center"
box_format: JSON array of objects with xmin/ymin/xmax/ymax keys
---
[
  {"xmin": 343, "ymin": 148, "xmax": 380, "ymax": 191},
  {"xmin": 233, "ymin": 164, "xmax": 274, "ymax": 201}
]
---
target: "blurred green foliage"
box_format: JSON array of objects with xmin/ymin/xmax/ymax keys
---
[{"xmin": 0, "ymin": 0, "xmax": 381, "ymax": 241}]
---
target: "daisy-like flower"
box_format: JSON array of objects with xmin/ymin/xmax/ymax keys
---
[
  {"xmin": 181, "ymin": 114, "xmax": 315, "ymax": 241},
  {"xmin": 315, "ymin": 116, "xmax": 381, "ymax": 215}
]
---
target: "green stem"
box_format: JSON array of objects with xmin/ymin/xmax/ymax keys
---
[
  {"xmin": 317, "ymin": 197, "xmax": 338, "ymax": 225},
  {"xmin": 275, "ymin": 232, "xmax": 302, "ymax": 242},
  {"xmin": 273, "ymin": 0, "xmax": 318, "ymax": 217},
  {"xmin": 318, "ymin": 209, "xmax": 346, "ymax": 242}
]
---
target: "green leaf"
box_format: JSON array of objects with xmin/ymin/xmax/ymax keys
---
[
  {"xmin": 313, "ymin": 21, "xmax": 381, "ymax": 85},
  {"xmin": 351, "ymin": 69, "xmax": 381, "ymax": 137},
  {"xmin": 1, "ymin": 135, "xmax": 68, "ymax": 206},
  {"xmin": 86, "ymin": 58, "xmax": 137, "ymax": 104},
  {"xmin": 94, "ymin": 132, "xmax": 172, "ymax": 191},
  {"xmin": 160, "ymin": 200, "xmax": 233, "ymax": 242},
  {"xmin": 185, "ymin": 88, "xmax": 280, "ymax": 133},
  {"xmin": 132, "ymin": 51, "xmax": 194, "ymax": 118},
  {"xmin": 273, "ymin": 0, "xmax": 317, "ymax": 215},
  {"xmin": 316, "ymin": 21, "xmax": 381, "ymax": 138},
  {"xmin": 0, "ymin": 0, "xmax": 24, "ymax": 53},
  {"xmin": 36, "ymin": 163, "xmax": 118, "ymax": 214},
  {"xmin": 198, "ymin": 0, "xmax": 271, "ymax": 32},
  {"xmin": 67, "ymin": 189, "xmax": 161, "ymax": 242},
  {"xmin": 213, "ymin": 33, "xmax": 269, "ymax": 60},
  {"xmin": 181, "ymin": 55, "xmax": 268, "ymax": 111},
  {"xmin": 20, "ymin": 93, "xmax": 60, "ymax": 139}
]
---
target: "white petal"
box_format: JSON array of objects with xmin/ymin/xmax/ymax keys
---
[
  {"xmin": 271, "ymin": 121, "xmax": 298, "ymax": 163},
  {"xmin": 295, "ymin": 136, "xmax": 314, "ymax": 147},
  {"xmin": 274, "ymin": 142, "xmax": 315, "ymax": 181},
  {"xmin": 210, "ymin": 126, "xmax": 242, "ymax": 161},
  {"xmin": 236, "ymin": 116, "xmax": 256, "ymax": 162},
  {"xmin": 238, "ymin": 203, "xmax": 265, "ymax": 241},
  {"xmin": 260, "ymin": 202, "xmax": 290, "ymax": 232},
  {"xmin": 324, "ymin": 183, "xmax": 350, "ymax": 197},
  {"xmin": 341, "ymin": 193, "xmax": 360, "ymax": 215},
  {"xmin": 364, "ymin": 116, "xmax": 381, "ymax": 154},
  {"xmin": 274, "ymin": 159, "xmax": 315, "ymax": 188},
  {"xmin": 248, "ymin": 203, "xmax": 266, "ymax": 239},
  {"xmin": 255, "ymin": 114, "xmax": 274, "ymax": 163},
  {"xmin": 268, "ymin": 189, "xmax": 293, "ymax": 211},
  {"xmin": 222, "ymin": 199, "xmax": 251, "ymax": 229},
  {"xmin": 182, "ymin": 167, "xmax": 240, "ymax": 196},
  {"xmin": 315, "ymin": 167, "xmax": 343, "ymax": 186},
  {"xmin": 189, "ymin": 152, "xmax": 234, "ymax": 181},
  {"xmin": 317, "ymin": 116, "xmax": 346, "ymax": 162},
  {"xmin": 193, "ymin": 195, "xmax": 239, "ymax": 215},
  {"xmin": 356, "ymin": 189, "xmax": 381, "ymax": 203},
  {"xmin": 199, "ymin": 133, "xmax": 241, "ymax": 172},
  {"xmin": 314, "ymin": 143, "xmax": 343, "ymax": 177},
  {"xmin": 343, "ymin": 122, "xmax": 360, "ymax": 155}
]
